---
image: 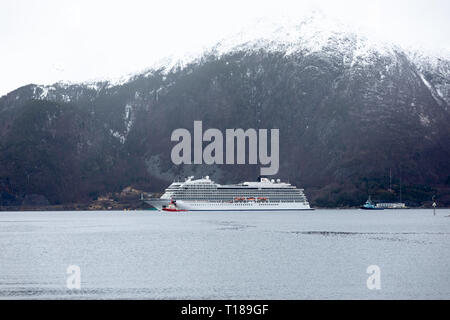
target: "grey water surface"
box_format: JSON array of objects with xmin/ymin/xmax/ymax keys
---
[{"xmin": 0, "ymin": 209, "xmax": 449, "ymax": 299}]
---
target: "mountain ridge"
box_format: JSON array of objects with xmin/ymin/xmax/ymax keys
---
[{"xmin": 1, "ymin": 16, "xmax": 450, "ymax": 207}]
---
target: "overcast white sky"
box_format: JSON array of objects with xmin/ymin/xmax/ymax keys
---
[{"xmin": 1, "ymin": 0, "xmax": 449, "ymax": 96}]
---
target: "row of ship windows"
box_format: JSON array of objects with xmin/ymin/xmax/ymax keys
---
[
  {"xmin": 180, "ymin": 189, "xmax": 302, "ymax": 192},
  {"xmin": 167, "ymin": 185, "xmax": 215, "ymax": 188},
  {"xmin": 175, "ymin": 196, "xmax": 305, "ymax": 199},
  {"xmin": 174, "ymin": 191, "xmax": 303, "ymax": 195},
  {"xmin": 175, "ymin": 197, "xmax": 306, "ymax": 199},
  {"xmin": 182, "ymin": 200, "xmax": 306, "ymax": 203},
  {"xmin": 175, "ymin": 188, "xmax": 300, "ymax": 190},
  {"xmin": 189, "ymin": 203, "xmax": 281, "ymax": 206},
  {"xmin": 179, "ymin": 188, "xmax": 299, "ymax": 190},
  {"xmin": 174, "ymin": 190, "xmax": 303, "ymax": 195},
  {"xmin": 172, "ymin": 195, "xmax": 306, "ymax": 200},
  {"xmin": 174, "ymin": 195, "xmax": 306, "ymax": 198}
]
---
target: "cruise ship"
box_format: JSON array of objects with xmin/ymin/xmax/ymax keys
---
[{"xmin": 146, "ymin": 176, "xmax": 312, "ymax": 211}]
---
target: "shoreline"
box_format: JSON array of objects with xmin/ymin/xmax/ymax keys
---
[
  {"xmin": 1, "ymin": 204, "xmax": 447, "ymax": 212},
  {"xmin": 0, "ymin": 200, "xmax": 153, "ymax": 212}
]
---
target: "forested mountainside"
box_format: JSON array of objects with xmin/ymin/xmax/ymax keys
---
[{"xmin": 1, "ymin": 16, "xmax": 449, "ymax": 207}]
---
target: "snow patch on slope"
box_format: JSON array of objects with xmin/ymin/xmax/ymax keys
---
[
  {"xmin": 109, "ymin": 103, "xmax": 135, "ymax": 144},
  {"xmin": 410, "ymin": 51, "xmax": 450, "ymax": 108},
  {"xmin": 419, "ymin": 113, "xmax": 431, "ymax": 126},
  {"xmin": 109, "ymin": 129, "xmax": 125, "ymax": 144},
  {"xmin": 418, "ymin": 72, "xmax": 447, "ymax": 106},
  {"xmin": 124, "ymin": 103, "xmax": 134, "ymax": 135}
]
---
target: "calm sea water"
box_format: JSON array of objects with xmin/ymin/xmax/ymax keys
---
[{"xmin": 0, "ymin": 209, "xmax": 449, "ymax": 299}]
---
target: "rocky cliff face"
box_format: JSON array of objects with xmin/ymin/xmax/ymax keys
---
[{"xmin": 1, "ymin": 16, "xmax": 449, "ymax": 207}]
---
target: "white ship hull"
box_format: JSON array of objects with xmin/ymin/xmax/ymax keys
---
[
  {"xmin": 146, "ymin": 199, "xmax": 312, "ymax": 211},
  {"xmin": 174, "ymin": 200, "xmax": 312, "ymax": 211}
]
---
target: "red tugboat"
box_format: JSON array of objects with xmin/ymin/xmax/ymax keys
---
[{"xmin": 162, "ymin": 200, "xmax": 187, "ymax": 212}]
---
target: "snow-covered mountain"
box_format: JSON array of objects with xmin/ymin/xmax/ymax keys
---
[
  {"xmin": 1, "ymin": 14, "xmax": 449, "ymax": 207},
  {"xmin": 9, "ymin": 12, "xmax": 450, "ymax": 106}
]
